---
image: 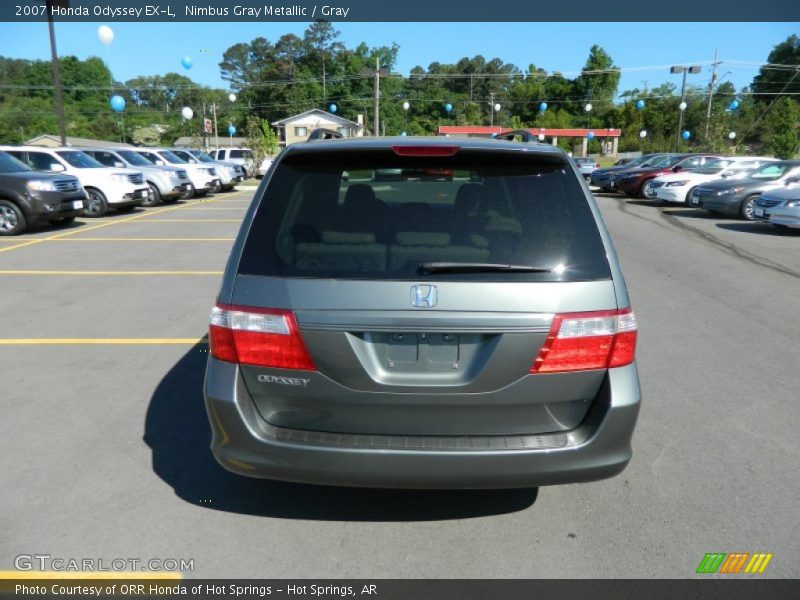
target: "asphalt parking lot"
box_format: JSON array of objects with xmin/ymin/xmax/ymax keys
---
[{"xmin": 1, "ymin": 186, "xmax": 798, "ymax": 579}]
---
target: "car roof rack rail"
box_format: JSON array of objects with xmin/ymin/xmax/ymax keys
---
[
  {"xmin": 492, "ymin": 129, "xmax": 540, "ymax": 143},
  {"xmin": 307, "ymin": 128, "xmax": 343, "ymax": 141}
]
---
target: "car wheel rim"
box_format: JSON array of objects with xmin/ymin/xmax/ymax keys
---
[
  {"xmin": 86, "ymin": 193, "xmax": 102, "ymax": 215},
  {"xmin": 0, "ymin": 206, "xmax": 18, "ymax": 231},
  {"xmin": 743, "ymin": 199, "xmax": 756, "ymax": 220}
]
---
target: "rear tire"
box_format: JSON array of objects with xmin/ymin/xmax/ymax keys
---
[
  {"xmin": 740, "ymin": 194, "xmax": 760, "ymax": 221},
  {"xmin": 142, "ymin": 183, "xmax": 162, "ymax": 207},
  {"xmin": 0, "ymin": 200, "xmax": 26, "ymax": 236},
  {"xmin": 84, "ymin": 188, "xmax": 109, "ymax": 218}
]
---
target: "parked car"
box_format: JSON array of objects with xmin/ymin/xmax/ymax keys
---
[
  {"xmin": 590, "ymin": 154, "xmax": 670, "ymax": 192},
  {"xmin": 209, "ymin": 147, "xmax": 256, "ymax": 178},
  {"xmin": 1, "ymin": 146, "xmax": 148, "ymax": 217},
  {"xmin": 644, "ymin": 157, "xmax": 777, "ymax": 205},
  {"xmin": 614, "ymin": 153, "xmax": 721, "ymax": 198},
  {"xmin": 690, "ymin": 161, "xmax": 800, "ymax": 220},
  {"xmin": 574, "ymin": 157, "xmax": 600, "ymax": 180},
  {"xmin": 204, "ymin": 132, "xmax": 640, "ymax": 489},
  {"xmin": 80, "ymin": 147, "xmax": 192, "ymax": 207},
  {"xmin": 170, "ymin": 148, "xmax": 244, "ymax": 191},
  {"xmin": 132, "ymin": 148, "xmax": 220, "ymax": 198},
  {"xmin": 0, "ymin": 151, "xmax": 85, "ymax": 235},
  {"xmin": 257, "ymin": 157, "xmax": 274, "ymax": 177},
  {"xmin": 754, "ymin": 187, "xmax": 800, "ymax": 229}
]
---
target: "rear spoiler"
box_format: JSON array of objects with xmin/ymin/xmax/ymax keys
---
[
  {"xmin": 307, "ymin": 128, "xmax": 343, "ymax": 141},
  {"xmin": 492, "ymin": 130, "xmax": 541, "ymax": 144}
]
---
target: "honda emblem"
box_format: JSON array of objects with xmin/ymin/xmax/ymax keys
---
[{"xmin": 410, "ymin": 284, "xmax": 438, "ymax": 308}]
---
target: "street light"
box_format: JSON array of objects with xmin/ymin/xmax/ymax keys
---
[{"xmin": 671, "ymin": 65, "xmax": 702, "ymax": 151}]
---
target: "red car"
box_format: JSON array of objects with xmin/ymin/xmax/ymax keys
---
[{"xmin": 614, "ymin": 154, "xmax": 721, "ymax": 198}]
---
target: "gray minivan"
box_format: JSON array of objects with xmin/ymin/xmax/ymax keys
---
[{"xmin": 204, "ymin": 133, "xmax": 641, "ymax": 489}]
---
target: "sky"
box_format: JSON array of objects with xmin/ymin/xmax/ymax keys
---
[{"xmin": 0, "ymin": 22, "xmax": 797, "ymax": 99}]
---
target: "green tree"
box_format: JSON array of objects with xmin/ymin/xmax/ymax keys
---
[
  {"xmin": 752, "ymin": 35, "xmax": 800, "ymax": 101},
  {"xmin": 764, "ymin": 97, "xmax": 800, "ymax": 158}
]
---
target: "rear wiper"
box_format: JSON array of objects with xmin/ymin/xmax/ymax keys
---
[{"xmin": 418, "ymin": 262, "xmax": 551, "ymax": 274}]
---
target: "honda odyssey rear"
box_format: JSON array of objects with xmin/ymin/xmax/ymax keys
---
[{"xmin": 204, "ymin": 134, "xmax": 641, "ymax": 489}]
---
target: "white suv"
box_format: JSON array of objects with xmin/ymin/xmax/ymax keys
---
[
  {"xmin": 209, "ymin": 147, "xmax": 256, "ymax": 178},
  {"xmin": 133, "ymin": 148, "xmax": 220, "ymax": 198},
  {"xmin": 170, "ymin": 148, "xmax": 243, "ymax": 191},
  {"xmin": 3, "ymin": 146, "xmax": 149, "ymax": 217}
]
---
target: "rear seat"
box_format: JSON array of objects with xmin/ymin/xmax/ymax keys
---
[
  {"xmin": 294, "ymin": 231, "xmax": 387, "ymax": 272},
  {"xmin": 388, "ymin": 231, "xmax": 490, "ymax": 271}
]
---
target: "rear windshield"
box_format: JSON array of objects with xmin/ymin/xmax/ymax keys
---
[{"xmin": 237, "ymin": 149, "xmax": 611, "ymax": 282}]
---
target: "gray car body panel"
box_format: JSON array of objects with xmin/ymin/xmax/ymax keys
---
[{"xmin": 205, "ymin": 136, "xmax": 639, "ymax": 488}]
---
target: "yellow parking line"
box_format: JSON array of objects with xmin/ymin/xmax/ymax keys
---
[
  {"xmin": 132, "ymin": 219, "xmax": 241, "ymax": 223},
  {"xmin": 175, "ymin": 207, "xmax": 248, "ymax": 210},
  {"xmin": 43, "ymin": 238, "xmax": 235, "ymax": 242},
  {"xmin": 0, "ymin": 270, "xmax": 223, "ymax": 276},
  {"xmin": 0, "ymin": 338, "xmax": 204, "ymax": 345},
  {"xmin": 0, "ymin": 191, "xmax": 248, "ymax": 254}
]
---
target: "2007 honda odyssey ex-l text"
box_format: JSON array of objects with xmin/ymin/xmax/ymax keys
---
[{"xmin": 204, "ymin": 131, "xmax": 640, "ymax": 489}]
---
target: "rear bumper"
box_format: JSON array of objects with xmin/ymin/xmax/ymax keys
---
[{"xmin": 204, "ymin": 359, "xmax": 641, "ymax": 489}]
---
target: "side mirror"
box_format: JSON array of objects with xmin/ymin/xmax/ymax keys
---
[
  {"xmin": 50, "ymin": 163, "xmax": 65, "ymax": 172},
  {"xmin": 114, "ymin": 161, "xmax": 125, "ymax": 168},
  {"xmin": 785, "ymin": 177, "xmax": 800, "ymax": 185},
  {"xmin": 672, "ymin": 165, "xmax": 683, "ymax": 172},
  {"xmin": 189, "ymin": 158, "xmax": 197, "ymax": 164},
  {"xmin": 721, "ymin": 172, "xmax": 732, "ymax": 178},
  {"xmin": 154, "ymin": 160, "xmax": 165, "ymax": 166}
]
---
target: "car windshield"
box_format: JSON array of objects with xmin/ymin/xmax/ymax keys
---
[
  {"xmin": 694, "ymin": 159, "xmax": 734, "ymax": 174},
  {"xmin": 749, "ymin": 163, "xmax": 795, "ymax": 180},
  {"xmin": 0, "ymin": 151, "xmax": 31, "ymax": 173},
  {"xmin": 159, "ymin": 151, "xmax": 187, "ymax": 164},
  {"xmin": 56, "ymin": 151, "xmax": 103, "ymax": 169},
  {"xmin": 189, "ymin": 151, "xmax": 215, "ymax": 163},
  {"xmin": 639, "ymin": 155, "xmax": 668, "ymax": 168},
  {"xmin": 118, "ymin": 151, "xmax": 153, "ymax": 166},
  {"xmin": 237, "ymin": 149, "xmax": 612, "ymax": 283}
]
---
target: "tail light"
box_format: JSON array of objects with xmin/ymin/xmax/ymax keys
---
[
  {"xmin": 531, "ymin": 308, "xmax": 637, "ymax": 373},
  {"xmin": 209, "ymin": 304, "xmax": 315, "ymax": 370}
]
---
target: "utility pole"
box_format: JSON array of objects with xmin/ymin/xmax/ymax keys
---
[
  {"xmin": 489, "ymin": 91, "xmax": 495, "ymax": 127},
  {"xmin": 45, "ymin": 0, "xmax": 68, "ymax": 146},
  {"xmin": 373, "ymin": 56, "xmax": 380, "ymax": 137},
  {"xmin": 704, "ymin": 50, "xmax": 723, "ymax": 143}
]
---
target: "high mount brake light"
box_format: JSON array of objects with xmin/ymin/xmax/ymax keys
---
[
  {"xmin": 391, "ymin": 145, "xmax": 460, "ymax": 157},
  {"xmin": 531, "ymin": 308, "xmax": 637, "ymax": 373},
  {"xmin": 209, "ymin": 304, "xmax": 315, "ymax": 370}
]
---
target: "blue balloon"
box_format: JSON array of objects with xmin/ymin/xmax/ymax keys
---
[
  {"xmin": 444, "ymin": 103, "xmax": 453, "ymax": 113},
  {"xmin": 539, "ymin": 102, "xmax": 548, "ymax": 112},
  {"xmin": 181, "ymin": 56, "xmax": 193, "ymax": 70},
  {"xmin": 587, "ymin": 131, "xmax": 595, "ymax": 140},
  {"xmin": 109, "ymin": 95, "xmax": 125, "ymax": 112},
  {"xmin": 636, "ymin": 99, "xmax": 645, "ymax": 110},
  {"xmin": 228, "ymin": 125, "xmax": 236, "ymax": 136},
  {"xmin": 400, "ymin": 131, "xmax": 408, "ymax": 136},
  {"xmin": 729, "ymin": 99, "xmax": 740, "ymax": 110},
  {"xmin": 682, "ymin": 130, "xmax": 691, "ymax": 140},
  {"xmin": 328, "ymin": 103, "xmax": 337, "ymax": 113}
]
